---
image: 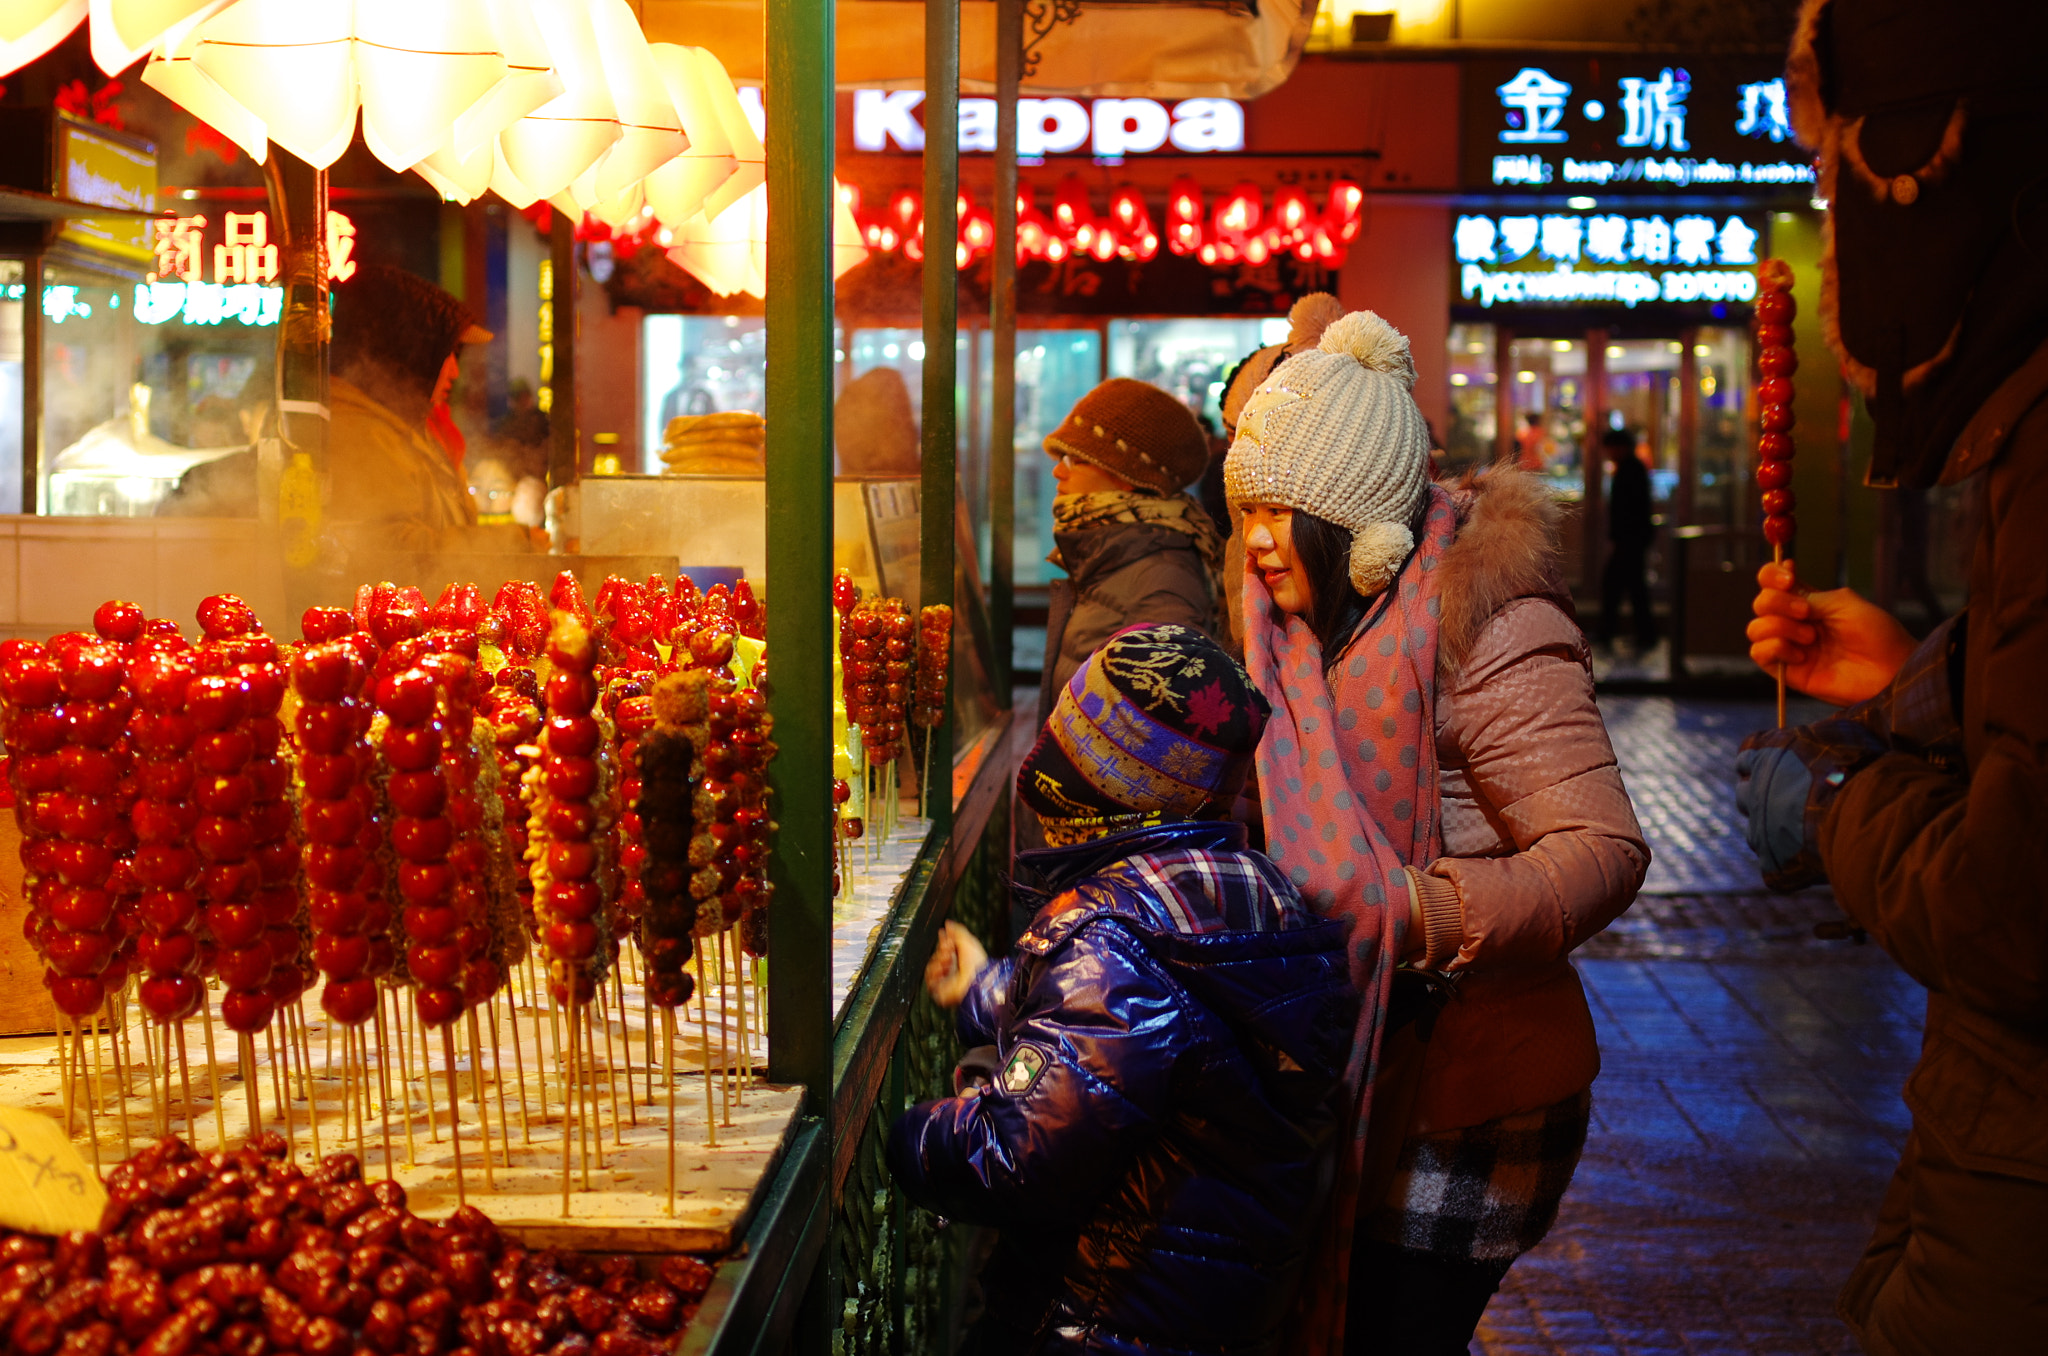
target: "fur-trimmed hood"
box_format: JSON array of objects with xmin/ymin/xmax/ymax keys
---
[{"xmin": 1434, "ymin": 466, "xmax": 1571, "ymax": 681}]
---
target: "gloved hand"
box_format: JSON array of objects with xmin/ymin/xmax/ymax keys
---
[{"xmin": 1736, "ymin": 718, "xmax": 1889, "ymax": 891}]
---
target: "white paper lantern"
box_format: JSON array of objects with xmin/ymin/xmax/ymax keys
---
[
  {"xmin": 496, "ymin": 0, "xmax": 621, "ymax": 201},
  {"xmin": 354, "ymin": 0, "xmax": 510, "ymax": 173},
  {"xmin": 641, "ymin": 43, "xmax": 738, "ymax": 228},
  {"xmin": 694, "ymin": 48, "xmax": 765, "ymax": 220},
  {"xmin": 140, "ymin": 15, "xmax": 269, "ymax": 164},
  {"xmin": 664, "ymin": 178, "xmax": 869, "ymax": 301},
  {"xmin": 188, "ymin": 0, "xmax": 355, "ymax": 170},
  {"xmin": 453, "ymin": 0, "xmax": 561, "ymax": 158},
  {"xmin": 1, "ymin": 0, "xmax": 86, "ymax": 79},
  {"xmin": 577, "ymin": 0, "xmax": 684, "ymax": 205},
  {"xmin": 87, "ymin": 0, "xmax": 233, "ymax": 76}
]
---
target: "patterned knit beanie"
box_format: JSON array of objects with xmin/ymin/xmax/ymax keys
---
[
  {"xmin": 1019, "ymin": 623, "xmax": 1269, "ymax": 834},
  {"xmin": 1044, "ymin": 378, "xmax": 1209, "ymax": 495},
  {"xmin": 1222, "ymin": 310, "xmax": 1432, "ymax": 596}
]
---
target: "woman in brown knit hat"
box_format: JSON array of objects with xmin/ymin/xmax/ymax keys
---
[{"xmin": 1035, "ymin": 377, "xmax": 1225, "ymax": 724}]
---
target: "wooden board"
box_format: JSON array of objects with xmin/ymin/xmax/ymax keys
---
[{"xmin": 0, "ymin": 817, "xmax": 62, "ymax": 1036}]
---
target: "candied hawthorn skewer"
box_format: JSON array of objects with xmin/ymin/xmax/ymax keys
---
[
  {"xmin": 294, "ymin": 640, "xmax": 387, "ymax": 1027},
  {"xmin": 913, "ymin": 604, "xmax": 953, "ymax": 818},
  {"xmin": 1754, "ymin": 258, "xmax": 1798, "ymax": 727}
]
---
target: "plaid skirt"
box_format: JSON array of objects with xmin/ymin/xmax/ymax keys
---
[{"xmin": 1363, "ymin": 1088, "xmax": 1592, "ymax": 1263}]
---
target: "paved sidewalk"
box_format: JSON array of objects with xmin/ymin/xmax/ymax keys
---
[{"xmin": 1474, "ymin": 698, "xmax": 1924, "ymax": 1356}]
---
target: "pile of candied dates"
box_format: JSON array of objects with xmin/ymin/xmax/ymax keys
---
[{"xmin": 0, "ymin": 1136, "xmax": 713, "ymax": 1356}]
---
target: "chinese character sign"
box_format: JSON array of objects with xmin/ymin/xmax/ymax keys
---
[
  {"xmin": 148, "ymin": 211, "xmax": 359, "ymax": 286},
  {"xmin": 1452, "ymin": 210, "xmax": 1767, "ymax": 310},
  {"xmin": 152, "ymin": 216, "xmax": 207, "ymax": 284},
  {"xmin": 1617, "ymin": 68, "xmax": 1690, "ymax": 152},
  {"xmin": 215, "ymin": 212, "xmax": 278, "ymax": 285},
  {"xmin": 1496, "ymin": 68, "xmax": 1572, "ymax": 145},
  {"xmin": 1736, "ymin": 79, "xmax": 1793, "ymax": 144}
]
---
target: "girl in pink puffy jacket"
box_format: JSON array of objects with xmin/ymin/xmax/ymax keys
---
[{"xmin": 1222, "ymin": 308, "xmax": 1649, "ymax": 1355}]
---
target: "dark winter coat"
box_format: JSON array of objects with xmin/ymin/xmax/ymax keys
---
[
  {"xmin": 886, "ymin": 820, "xmax": 1357, "ymax": 1356},
  {"xmin": 1038, "ymin": 522, "xmax": 1216, "ymax": 725},
  {"xmin": 1824, "ymin": 336, "xmax": 2048, "ymax": 1351}
]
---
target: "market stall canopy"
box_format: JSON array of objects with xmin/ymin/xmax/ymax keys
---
[{"xmin": 640, "ymin": 0, "xmax": 1313, "ymax": 99}]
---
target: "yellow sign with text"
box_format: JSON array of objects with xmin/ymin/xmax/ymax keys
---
[
  {"xmin": 56, "ymin": 118, "xmax": 157, "ymax": 267},
  {"xmin": 0, "ymin": 1106, "xmax": 108, "ymax": 1235}
]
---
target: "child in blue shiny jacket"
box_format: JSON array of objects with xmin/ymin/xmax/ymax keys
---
[{"xmin": 888, "ymin": 625, "xmax": 1358, "ymax": 1356}]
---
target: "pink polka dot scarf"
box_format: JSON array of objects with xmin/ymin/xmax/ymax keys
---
[{"xmin": 1243, "ymin": 483, "xmax": 1457, "ymax": 1348}]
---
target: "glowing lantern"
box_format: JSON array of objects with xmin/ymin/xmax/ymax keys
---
[
  {"xmin": 1074, "ymin": 222, "xmax": 1096, "ymax": 253},
  {"xmin": 1131, "ymin": 229, "xmax": 1159, "ymax": 263},
  {"xmin": 1052, "ymin": 175, "xmax": 1093, "ymax": 239},
  {"xmin": 2, "ymin": 0, "xmax": 85, "ymax": 78},
  {"xmin": 642, "ymin": 44, "xmax": 744, "ymax": 226},
  {"xmin": 1089, "ymin": 222, "xmax": 1118, "ymax": 263},
  {"xmin": 85, "ymin": 0, "xmax": 234, "ymax": 79},
  {"xmin": 568, "ymin": 0, "xmax": 685, "ymax": 206},
  {"xmin": 1271, "ymin": 185, "xmax": 1312, "ymax": 243},
  {"xmin": 1166, "ymin": 176, "xmax": 1204, "ymax": 227},
  {"xmin": 1197, "ymin": 240, "xmax": 1219, "ymax": 267},
  {"xmin": 1018, "ymin": 198, "xmax": 1053, "ymax": 262},
  {"xmin": 1109, "ymin": 188, "xmax": 1144, "ymax": 232},
  {"xmin": 663, "ymin": 175, "xmax": 868, "ymax": 300},
  {"xmin": 1216, "ymin": 181, "xmax": 1262, "ymax": 237},
  {"xmin": 494, "ymin": 0, "xmax": 622, "ymax": 200},
  {"xmin": 1244, "ymin": 233, "xmax": 1270, "ymax": 266},
  {"xmin": 181, "ymin": 0, "xmax": 357, "ymax": 168},
  {"xmin": 1046, "ymin": 235, "xmax": 1070, "ymax": 264},
  {"xmin": 142, "ymin": 16, "xmax": 268, "ymax": 163},
  {"xmin": 1325, "ymin": 177, "xmax": 1365, "ymax": 245}
]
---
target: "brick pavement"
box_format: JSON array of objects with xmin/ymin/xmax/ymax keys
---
[{"xmin": 1474, "ymin": 698, "xmax": 1924, "ymax": 1356}]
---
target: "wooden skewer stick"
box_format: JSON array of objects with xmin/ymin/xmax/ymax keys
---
[
  {"xmin": 139, "ymin": 1016, "xmax": 162, "ymax": 1138},
  {"xmin": 173, "ymin": 1021, "xmax": 195, "ymax": 1155},
  {"xmin": 717, "ymin": 933, "xmax": 733, "ymax": 1127},
  {"xmin": 243, "ymin": 1031, "xmax": 262, "ymax": 1143},
  {"xmin": 486, "ymin": 996, "xmax": 513, "ymax": 1166},
  {"xmin": 664, "ymin": 1006, "xmax": 678, "ymax": 1217},
  {"xmin": 267, "ymin": 1025, "xmax": 296, "ymax": 1161},
  {"xmin": 439, "ymin": 1023, "xmax": 468, "ymax": 1208},
  {"xmin": 75, "ymin": 1025, "xmax": 102, "ymax": 1177},
  {"xmin": 505, "ymin": 989, "xmax": 533, "ymax": 1145},
  {"xmin": 388, "ymin": 990, "xmax": 415, "ymax": 1166},
  {"xmin": 1774, "ymin": 546, "xmax": 1789, "ymax": 729},
  {"xmin": 419, "ymin": 997, "xmax": 440, "ymax": 1143},
  {"xmin": 465, "ymin": 1009, "xmax": 498, "ymax": 1189},
  {"xmin": 614, "ymin": 977, "xmax": 638, "ymax": 1124},
  {"xmin": 582, "ymin": 1002, "xmax": 604, "ymax": 1173},
  {"xmin": 59, "ymin": 1017, "xmax": 74, "ymax": 1138},
  {"xmin": 201, "ymin": 999, "xmax": 227, "ymax": 1150},
  {"xmin": 695, "ymin": 950, "xmax": 717, "ymax": 1148},
  {"xmin": 598, "ymin": 987, "xmax": 625, "ymax": 1147},
  {"xmin": 643, "ymin": 986, "xmax": 656, "ymax": 1108},
  {"xmin": 104, "ymin": 1005, "xmax": 133, "ymax": 1160},
  {"xmin": 734, "ymin": 937, "xmax": 751, "ymax": 1097},
  {"xmin": 295, "ymin": 1000, "xmax": 322, "ymax": 1165},
  {"xmin": 348, "ymin": 1024, "xmax": 367, "ymax": 1169},
  {"xmin": 365, "ymin": 1024, "xmax": 392, "ymax": 1179},
  {"xmin": 560, "ymin": 1003, "xmax": 577, "ymax": 1218},
  {"xmin": 265, "ymin": 1023, "xmax": 286, "ymax": 1122}
]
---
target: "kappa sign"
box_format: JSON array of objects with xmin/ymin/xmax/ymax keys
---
[{"xmin": 852, "ymin": 90, "xmax": 1245, "ymax": 158}]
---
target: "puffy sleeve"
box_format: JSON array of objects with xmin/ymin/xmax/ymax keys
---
[
  {"xmin": 886, "ymin": 919, "xmax": 1190, "ymax": 1228},
  {"xmin": 1418, "ymin": 597, "xmax": 1650, "ymax": 972}
]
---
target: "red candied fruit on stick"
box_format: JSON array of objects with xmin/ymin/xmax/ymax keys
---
[{"xmin": 93, "ymin": 600, "xmax": 146, "ymax": 644}]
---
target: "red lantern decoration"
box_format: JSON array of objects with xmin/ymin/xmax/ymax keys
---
[
  {"xmin": 1166, "ymin": 176, "xmax": 1204, "ymax": 257},
  {"xmin": 1109, "ymin": 187, "xmax": 1145, "ymax": 232},
  {"xmin": 1053, "ymin": 175, "xmax": 1093, "ymax": 238},
  {"xmin": 1244, "ymin": 232, "xmax": 1270, "ymax": 266},
  {"xmin": 1216, "ymin": 181, "xmax": 1262, "ymax": 237},
  {"xmin": 1271, "ymin": 186, "xmax": 1312, "ymax": 242},
  {"xmin": 888, "ymin": 189, "xmax": 920, "ymax": 232},
  {"xmin": 1325, "ymin": 177, "xmax": 1365, "ymax": 244},
  {"xmin": 1090, "ymin": 222, "xmax": 1119, "ymax": 263}
]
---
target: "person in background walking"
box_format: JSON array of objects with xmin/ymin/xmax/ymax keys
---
[
  {"xmin": 1226, "ymin": 308, "xmax": 1648, "ymax": 1354},
  {"xmin": 891, "ymin": 624, "xmax": 1355, "ymax": 1356},
  {"xmin": 1738, "ymin": 1, "xmax": 2048, "ymax": 1349},
  {"xmin": 1599, "ymin": 426, "xmax": 1657, "ymax": 653}
]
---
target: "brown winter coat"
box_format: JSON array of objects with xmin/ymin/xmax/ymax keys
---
[
  {"xmin": 1402, "ymin": 469, "xmax": 1650, "ymax": 1133},
  {"xmin": 1825, "ymin": 338, "xmax": 2048, "ymax": 1353},
  {"xmin": 1036, "ymin": 519, "xmax": 1217, "ymax": 724},
  {"xmin": 327, "ymin": 377, "xmax": 480, "ymax": 554}
]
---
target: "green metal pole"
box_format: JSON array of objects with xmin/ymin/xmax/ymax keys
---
[
  {"xmin": 765, "ymin": 0, "xmax": 835, "ymax": 1120},
  {"xmin": 921, "ymin": 0, "xmax": 959, "ymax": 834},
  {"xmin": 547, "ymin": 213, "xmax": 579, "ymax": 491},
  {"xmin": 990, "ymin": 0, "xmax": 1022, "ymax": 702}
]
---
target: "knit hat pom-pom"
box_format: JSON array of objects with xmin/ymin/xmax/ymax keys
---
[
  {"xmin": 1348, "ymin": 520, "xmax": 1413, "ymax": 596},
  {"xmin": 1319, "ymin": 310, "xmax": 1417, "ymax": 392}
]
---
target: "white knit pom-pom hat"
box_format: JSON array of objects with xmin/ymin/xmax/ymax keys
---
[{"xmin": 1222, "ymin": 309, "xmax": 1432, "ymax": 597}]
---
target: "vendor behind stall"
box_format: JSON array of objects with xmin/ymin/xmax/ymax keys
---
[{"xmin": 329, "ymin": 264, "xmax": 495, "ymax": 553}]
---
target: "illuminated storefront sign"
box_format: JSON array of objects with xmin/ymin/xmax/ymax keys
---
[
  {"xmin": 1463, "ymin": 60, "xmax": 1812, "ymax": 192},
  {"xmin": 1453, "ymin": 211, "xmax": 1764, "ymax": 309},
  {"xmin": 147, "ymin": 209, "xmax": 359, "ymax": 286},
  {"xmin": 852, "ymin": 90, "xmax": 1244, "ymax": 157},
  {"xmin": 55, "ymin": 118, "xmax": 158, "ymax": 267},
  {"xmin": 0, "ymin": 280, "xmax": 279, "ymax": 326}
]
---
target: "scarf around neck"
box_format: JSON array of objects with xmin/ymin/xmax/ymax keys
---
[
  {"xmin": 1049, "ymin": 490, "xmax": 1226, "ymax": 575},
  {"xmin": 1244, "ymin": 482, "xmax": 1457, "ymax": 1350}
]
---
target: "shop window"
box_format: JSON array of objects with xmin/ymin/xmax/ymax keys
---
[
  {"xmin": 42, "ymin": 262, "xmax": 273, "ymax": 517},
  {"xmin": 1505, "ymin": 336, "xmax": 1588, "ymax": 496},
  {"xmin": 1107, "ymin": 318, "xmax": 1289, "ymax": 431},
  {"xmin": 640, "ymin": 315, "xmax": 767, "ymax": 473},
  {"xmin": 1601, "ymin": 339, "xmax": 1684, "ymax": 505},
  {"xmin": 1012, "ymin": 329, "xmax": 1104, "ymax": 588},
  {"xmin": 1691, "ymin": 326, "xmax": 1751, "ymax": 528},
  {"xmin": 1444, "ymin": 323, "xmax": 1497, "ymax": 470}
]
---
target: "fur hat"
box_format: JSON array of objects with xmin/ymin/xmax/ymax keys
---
[
  {"xmin": 1222, "ymin": 310, "xmax": 1432, "ymax": 597},
  {"xmin": 1044, "ymin": 378, "xmax": 1208, "ymax": 495},
  {"xmin": 1218, "ymin": 292, "xmax": 1345, "ymax": 437},
  {"xmin": 1019, "ymin": 623, "xmax": 1268, "ymax": 833}
]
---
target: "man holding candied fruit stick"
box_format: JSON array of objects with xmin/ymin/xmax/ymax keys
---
[{"xmin": 1733, "ymin": 2, "xmax": 2048, "ymax": 1350}]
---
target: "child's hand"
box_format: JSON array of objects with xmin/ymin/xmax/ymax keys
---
[{"xmin": 925, "ymin": 921, "xmax": 989, "ymax": 1009}]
